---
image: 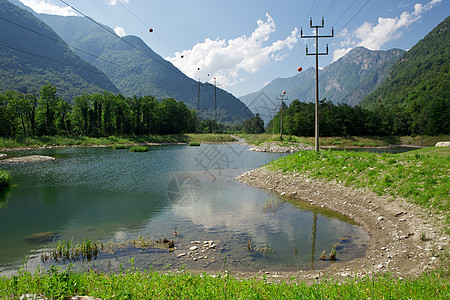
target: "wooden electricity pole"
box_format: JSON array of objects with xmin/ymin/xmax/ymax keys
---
[{"xmin": 301, "ymin": 18, "xmax": 333, "ymax": 152}]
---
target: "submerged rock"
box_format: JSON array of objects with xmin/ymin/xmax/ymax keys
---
[{"xmin": 24, "ymin": 232, "xmax": 58, "ymax": 244}]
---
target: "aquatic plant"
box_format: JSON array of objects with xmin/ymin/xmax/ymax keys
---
[
  {"xmin": 113, "ymin": 144, "xmax": 128, "ymax": 149},
  {"xmin": 0, "ymin": 169, "xmax": 11, "ymax": 191},
  {"xmin": 41, "ymin": 238, "xmax": 99, "ymax": 263},
  {"xmin": 129, "ymin": 146, "xmax": 149, "ymax": 152},
  {"xmin": 329, "ymin": 244, "xmax": 337, "ymax": 261}
]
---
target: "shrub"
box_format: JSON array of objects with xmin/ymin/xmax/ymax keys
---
[
  {"xmin": 129, "ymin": 146, "xmax": 149, "ymax": 152},
  {"xmin": 113, "ymin": 144, "xmax": 128, "ymax": 149},
  {"xmin": 0, "ymin": 169, "xmax": 11, "ymax": 191}
]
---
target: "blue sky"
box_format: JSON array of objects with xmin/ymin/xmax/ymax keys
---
[{"xmin": 18, "ymin": 0, "xmax": 449, "ymax": 97}]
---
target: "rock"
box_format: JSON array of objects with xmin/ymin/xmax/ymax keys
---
[
  {"xmin": 20, "ymin": 295, "xmax": 45, "ymax": 300},
  {"xmin": 377, "ymin": 216, "xmax": 384, "ymax": 221},
  {"xmin": 0, "ymin": 154, "xmax": 6, "ymax": 159},
  {"xmin": 435, "ymin": 142, "xmax": 450, "ymax": 147},
  {"xmin": 177, "ymin": 253, "xmax": 186, "ymax": 258},
  {"xmin": 24, "ymin": 232, "xmax": 58, "ymax": 244},
  {"xmin": 189, "ymin": 246, "xmax": 198, "ymax": 251},
  {"xmin": 0, "ymin": 155, "xmax": 55, "ymax": 164}
]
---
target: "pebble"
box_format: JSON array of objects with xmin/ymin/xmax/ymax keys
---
[
  {"xmin": 189, "ymin": 246, "xmax": 198, "ymax": 251},
  {"xmin": 377, "ymin": 216, "xmax": 384, "ymax": 221},
  {"xmin": 177, "ymin": 253, "xmax": 186, "ymax": 257}
]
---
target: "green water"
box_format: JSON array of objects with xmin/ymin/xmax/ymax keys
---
[{"xmin": 0, "ymin": 144, "xmax": 368, "ymax": 273}]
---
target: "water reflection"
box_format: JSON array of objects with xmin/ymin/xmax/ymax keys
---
[{"xmin": 0, "ymin": 145, "xmax": 369, "ymax": 273}]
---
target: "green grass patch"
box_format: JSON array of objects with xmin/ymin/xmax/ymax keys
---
[
  {"xmin": 129, "ymin": 146, "xmax": 149, "ymax": 152},
  {"xmin": 113, "ymin": 144, "xmax": 128, "ymax": 149},
  {"xmin": 188, "ymin": 142, "xmax": 201, "ymax": 146},
  {"xmin": 0, "ymin": 169, "xmax": 11, "ymax": 191},
  {"xmin": 268, "ymin": 147, "xmax": 450, "ymax": 213},
  {"xmin": 0, "ymin": 265, "xmax": 448, "ymax": 299},
  {"xmin": 239, "ymin": 134, "xmax": 450, "ymax": 147}
]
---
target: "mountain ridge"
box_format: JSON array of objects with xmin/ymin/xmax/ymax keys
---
[
  {"xmin": 37, "ymin": 12, "xmax": 253, "ymax": 123},
  {"xmin": 0, "ymin": 0, "xmax": 120, "ymax": 100},
  {"xmin": 239, "ymin": 47, "xmax": 404, "ymax": 123}
]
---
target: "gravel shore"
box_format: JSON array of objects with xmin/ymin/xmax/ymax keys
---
[{"xmin": 236, "ymin": 167, "xmax": 448, "ymax": 282}]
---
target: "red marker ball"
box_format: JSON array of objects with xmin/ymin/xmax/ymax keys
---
[
  {"xmin": 149, "ymin": 28, "xmax": 153, "ymax": 33},
  {"xmin": 298, "ymin": 67, "xmax": 302, "ymax": 72}
]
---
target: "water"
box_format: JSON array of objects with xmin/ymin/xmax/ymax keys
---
[{"xmin": 0, "ymin": 144, "xmax": 368, "ymax": 274}]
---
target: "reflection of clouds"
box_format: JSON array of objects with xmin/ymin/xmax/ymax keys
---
[
  {"xmin": 172, "ymin": 181, "xmax": 308, "ymax": 247},
  {"xmin": 170, "ymin": 176, "xmax": 368, "ymax": 257}
]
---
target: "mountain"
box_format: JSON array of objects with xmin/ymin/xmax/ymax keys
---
[
  {"xmin": 36, "ymin": 13, "xmax": 253, "ymax": 123},
  {"xmin": 0, "ymin": 0, "xmax": 120, "ymax": 101},
  {"xmin": 360, "ymin": 17, "xmax": 449, "ymax": 135},
  {"xmin": 240, "ymin": 47, "xmax": 404, "ymax": 123}
]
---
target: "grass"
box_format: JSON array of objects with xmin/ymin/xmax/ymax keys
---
[
  {"xmin": 113, "ymin": 144, "xmax": 128, "ymax": 149},
  {"xmin": 0, "ymin": 265, "xmax": 448, "ymax": 299},
  {"xmin": 0, "ymin": 134, "xmax": 237, "ymax": 150},
  {"xmin": 268, "ymin": 147, "xmax": 449, "ymax": 212},
  {"xmin": 188, "ymin": 142, "xmax": 201, "ymax": 146},
  {"xmin": 240, "ymin": 134, "xmax": 450, "ymax": 147},
  {"xmin": 129, "ymin": 146, "xmax": 148, "ymax": 152},
  {"xmin": 0, "ymin": 169, "xmax": 11, "ymax": 191},
  {"xmin": 41, "ymin": 239, "xmax": 99, "ymax": 263}
]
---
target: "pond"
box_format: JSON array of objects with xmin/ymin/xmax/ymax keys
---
[{"xmin": 0, "ymin": 144, "xmax": 369, "ymax": 274}]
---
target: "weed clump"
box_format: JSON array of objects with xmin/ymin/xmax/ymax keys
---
[
  {"xmin": 129, "ymin": 146, "xmax": 148, "ymax": 152},
  {"xmin": 113, "ymin": 144, "xmax": 128, "ymax": 149},
  {"xmin": 0, "ymin": 169, "xmax": 11, "ymax": 191}
]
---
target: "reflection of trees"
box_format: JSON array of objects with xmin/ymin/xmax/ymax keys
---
[
  {"xmin": 0, "ymin": 188, "xmax": 10, "ymax": 209},
  {"xmin": 311, "ymin": 212, "xmax": 317, "ymax": 269}
]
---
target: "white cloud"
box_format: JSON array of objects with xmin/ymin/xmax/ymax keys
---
[
  {"xmin": 108, "ymin": 0, "xmax": 129, "ymax": 5},
  {"xmin": 333, "ymin": 0, "xmax": 442, "ymax": 61},
  {"xmin": 166, "ymin": 13, "xmax": 298, "ymax": 89},
  {"xmin": 114, "ymin": 26, "xmax": 126, "ymax": 37},
  {"xmin": 333, "ymin": 47, "xmax": 353, "ymax": 61},
  {"xmin": 19, "ymin": 0, "xmax": 77, "ymax": 16}
]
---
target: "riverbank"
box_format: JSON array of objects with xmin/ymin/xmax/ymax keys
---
[
  {"xmin": 241, "ymin": 134, "xmax": 450, "ymax": 148},
  {"xmin": 0, "ymin": 134, "xmax": 237, "ymax": 152},
  {"xmin": 237, "ymin": 147, "xmax": 449, "ymax": 281}
]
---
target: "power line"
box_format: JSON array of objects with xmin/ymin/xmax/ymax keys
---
[
  {"xmin": 0, "ymin": 15, "xmax": 191, "ymax": 94},
  {"xmin": 58, "ymin": 0, "xmax": 184, "ymax": 77},
  {"xmin": 116, "ymin": 0, "xmax": 178, "ymax": 54},
  {"xmin": 323, "ymin": 0, "xmax": 338, "ymax": 18},
  {"xmin": 340, "ymin": 0, "xmax": 370, "ymax": 32},
  {"xmin": 0, "ymin": 42, "xmax": 106, "ymax": 75}
]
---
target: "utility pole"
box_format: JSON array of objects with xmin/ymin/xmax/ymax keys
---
[
  {"xmin": 276, "ymin": 91, "xmax": 287, "ymax": 140},
  {"xmin": 192, "ymin": 78, "xmax": 206, "ymax": 133},
  {"xmin": 301, "ymin": 18, "xmax": 333, "ymax": 152},
  {"xmin": 272, "ymin": 107, "xmax": 277, "ymax": 135},
  {"xmin": 214, "ymin": 77, "xmax": 217, "ymax": 133}
]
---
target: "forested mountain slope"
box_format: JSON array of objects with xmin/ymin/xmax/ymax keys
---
[
  {"xmin": 361, "ymin": 17, "xmax": 449, "ymax": 135},
  {"xmin": 0, "ymin": 0, "xmax": 119, "ymax": 101}
]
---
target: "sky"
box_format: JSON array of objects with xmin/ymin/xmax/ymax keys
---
[{"xmin": 17, "ymin": 0, "xmax": 449, "ymax": 97}]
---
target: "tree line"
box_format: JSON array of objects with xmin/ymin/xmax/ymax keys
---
[
  {"xmin": 0, "ymin": 84, "xmax": 200, "ymax": 137},
  {"xmin": 266, "ymin": 98, "xmax": 448, "ymax": 137}
]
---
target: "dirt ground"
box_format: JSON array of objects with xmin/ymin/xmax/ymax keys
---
[{"xmin": 235, "ymin": 167, "xmax": 448, "ymax": 282}]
